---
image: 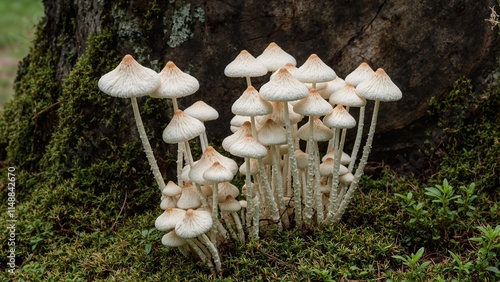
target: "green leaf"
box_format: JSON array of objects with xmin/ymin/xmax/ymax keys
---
[{"xmin": 486, "ymin": 266, "xmax": 500, "ymax": 274}]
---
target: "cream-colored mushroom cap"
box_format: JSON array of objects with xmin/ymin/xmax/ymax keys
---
[
  {"xmin": 98, "ymin": 54, "xmax": 160, "ymax": 98},
  {"xmin": 319, "ymin": 158, "xmax": 349, "ymax": 176},
  {"xmin": 238, "ymin": 158, "xmax": 259, "ymax": 175},
  {"xmin": 229, "ymin": 134, "xmax": 268, "ymax": 159},
  {"xmin": 203, "ymin": 161, "xmax": 235, "ymax": 183},
  {"xmin": 189, "ymin": 146, "xmax": 238, "ymax": 184},
  {"xmin": 219, "ymin": 195, "xmax": 242, "ymax": 212},
  {"xmin": 295, "ymin": 149, "xmax": 309, "ymax": 170},
  {"xmin": 217, "ymin": 182, "xmax": 240, "ymax": 202},
  {"xmin": 293, "ymin": 54, "xmax": 337, "ymax": 83},
  {"xmin": 155, "ymin": 207, "xmax": 187, "ymax": 231},
  {"xmin": 270, "ymin": 63, "xmax": 297, "ymax": 79},
  {"xmin": 160, "ymin": 196, "xmax": 177, "ymax": 210},
  {"xmin": 323, "ymin": 105, "xmax": 357, "ymax": 129},
  {"xmin": 256, "ymin": 42, "xmax": 297, "ymax": 72},
  {"xmin": 293, "ymin": 88, "xmax": 333, "ymax": 116},
  {"xmin": 322, "ymin": 149, "xmax": 351, "ymax": 165},
  {"xmin": 175, "ymin": 209, "xmax": 213, "ymax": 239},
  {"xmin": 297, "ymin": 117, "xmax": 333, "ymax": 141},
  {"xmin": 345, "ymin": 62, "xmax": 375, "ymax": 87},
  {"xmin": 151, "ymin": 61, "xmax": 199, "ymax": 99},
  {"xmin": 161, "ymin": 230, "xmax": 187, "ymax": 247},
  {"xmin": 184, "ymin": 101, "xmax": 219, "ymax": 122},
  {"xmin": 259, "ymin": 67, "xmax": 309, "ymax": 102},
  {"xmin": 162, "ymin": 181, "xmax": 182, "ymax": 197},
  {"xmin": 319, "ymin": 76, "xmax": 346, "ymax": 99},
  {"xmin": 163, "ymin": 110, "xmax": 206, "ymax": 144},
  {"xmin": 257, "ymin": 119, "xmax": 287, "ymax": 146},
  {"xmin": 232, "ymin": 86, "xmax": 273, "ymax": 116},
  {"xmin": 329, "ymin": 84, "xmax": 366, "ymax": 107},
  {"xmin": 340, "ymin": 172, "xmax": 354, "ymax": 184},
  {"xmin": 256, "ymin": 102, "xmax": 303, "ymax": 126},
  {"xmin": 222, "ymin": 121, "xmax": 252, "ymax": 152},
  {"xmin": 176, "ymin": 182, "xmax": 202, "ymax": 209},
  {"xmin": 224, "ymin": 50, "xmax": 268, "ymax": 78},
  {"xmin": 356, "ymin": 68, "xmax": 402, "ymax": 102}
]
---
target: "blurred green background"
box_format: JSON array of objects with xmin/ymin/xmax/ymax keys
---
[{"xmin": 0, "ymin": 0, "xmax": 44, "ymax": 108}]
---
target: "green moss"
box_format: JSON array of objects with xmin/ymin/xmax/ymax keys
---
[{"xmin": 427, "ymin": 78, "xmax": 500, "ymax": 191}]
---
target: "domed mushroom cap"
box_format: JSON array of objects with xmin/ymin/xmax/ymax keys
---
[
  {"xmin": 297, "ymin": 117, "xmax": 333, "ymax": 141},
  {"xmin": 356, "ymin": 68, "xmax": 402, "ymax": 102},
  {"xmin": 340, "ymin": 172, "xmax": 354, "ymax": 184},
  {"xmin": 203, "ymin": 161, "xmax": 235, "ymax": 183},
  {"xmin": 256, "ymin": 42, "xmax": 297, "ymax": 72},
  {"xmin": 224, "ymin": 50, "xmax": 268, "ymax": 78},
  {"xmin": 163, "ymin": 110, "xmax": 206, "ymax": 144},
  {"xmin": 259, "ymin": 67, "xmax": 309, "ymax": 102},
  {"xmin": 293, "ymin": 88, "xmax": 333, "ymax": 116},
  {"xmin": 256, "ymin": 102, "xmax": 303, "ymax": 126},
  {"xmin": 229, "ymin": 134, "xmax": 267, "ymax": 159},
  {"xmin": 293, "ymin": 54, "xmax": 337, "ymax": 83},
  {"xmin": 98, "ymin": 54, "xmax": 160, "ymax": 98},
  {"xmin": 184, "ymin": 101, "xmax": 219, "ymax": 122},
  {"xmin": 239, "ymin": 158, "xmax": 259, "ymax": 175},
  {"xmin": 219, "ymin": 195, "xmax": 242, "ymax": 212},
  {"xmin": 151, "ymin": 61, "xmax": 199, "ymax": 99},
  {"xmin": 345, "ymin": 62, "xmax": 375, "ymax": 87},
  {"xmin": 222, "ymin": 121, "xmax": 252, "ymax": 151},
  {"xmin": 270, "ymin": 63, "xmax": 297, "ymax": 79},
  {"xmin": 323, "ymin": 105, "xmax": 357, "ymax": 129},
  {"xmin": 319, "ymin": 158, "xmax": 349, "ymax": 176},
  {"xmin": 155, "ymin": 207, "xmax": 187, "ymax": 231},
  {"xmin": 257, "ymin": 119, "xmax": 287, "ymax": 146},
  {"xmin": 175, "ymin": 209, "xmax": 213, "ymax": 239},
  {"xmin": 160, "ymin": 196, "xmax": 177, "ymax": 210},
  {"xmin": 230, "ymin": 115, "xmax": 251, "ymax": 127},
  {"xmin": 322, "ymin": 149, "xmax": 351, "ymax": 165},
  {"xmin": 176, "ymin": 182, "xmax": 202, "ymax": 209},
  {"xmin": 189, "ymin": 146, "xmax": 238, "ymax": 184},
  {"xmin": 319, "ymin": 76, "xmax": 346, "ymax": 99},
  {"xmin": 161, "ymin": 230, "xmax": 187, "ymax": 247},
  {"xmin": 232, "ymin": 86, "xmax": 273, "ymax": 116},
  {"xmin": 329, "ymin": 84, "xmax": 366, "ymax": 107},
  {"xmin": 295, "ymin": 149, "xmax": 309, "ymax": 169},
  {"xmin": 162, "ymin": 181, "xmax": 183, "ymax": 197},
  {"xmin": 217, "ymin": 182, "xmax": 240, "ymax": 202}
]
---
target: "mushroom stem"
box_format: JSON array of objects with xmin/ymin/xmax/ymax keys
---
[
  {"xmin": 130, "ymin": 97, "xmax": 165, "ymax": 191},
  {"xmin": 331, "ymin": 100, "xmax": 380, "ymax": 223},
  {"xmin": 313, "ymin": 141, "xmax": 324, "ymax": 224},
  {"xmin": 244, "ymin": 157, "xmax": 256, "ymax": 240},
  {"xmin": 324, "ymin": 128, "xmax": 341, "ymax": 224},
  {"xmin": 271, "ymin": 145, "xmax": 289, "ymax": 228},
  {"xmin": 245, "ymin": 76, "xmax": 252, "ymax": 87},
  {"xmin": 210, "ymin": 182, "xmax": 219, "ymax": 244},
  {"xmin": 348, "ymin": 106, "xmax": 365, "ymax": 172},
  {"xmin": 304, "ymin": 116, "xmax": 315, "ymax": 227},
  {"xmin": 283, "ymin": 101, "xmax": 302, "ymax": 226},
  {"xmin": 185, "ymin": 239, "xmax": 215, "ymax": 273},
  {"xmin": 199, "ymin": 233, "xmax": 222, "ymax": 273},
  {"xmin": 184, "ymin": 140, "xmax": 209, "ymax": 208}
]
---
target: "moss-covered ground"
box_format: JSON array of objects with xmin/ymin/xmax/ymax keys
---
[{"xmin": 0, "ymin": 4, "xmax": 499, "ymax": 281}]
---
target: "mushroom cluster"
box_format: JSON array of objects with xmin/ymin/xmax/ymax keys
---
[{"xmin": 98, "ymin": 42, "xmax": 402, "ymax": 274}]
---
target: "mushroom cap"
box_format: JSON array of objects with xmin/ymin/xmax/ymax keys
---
[
  {"xmin": 151, "ymin": 61, "xmax": 199, "ymax": 99},
  {"xmin": 161, "ymin": 230, "xmax": 187, "ymax": 247},
  {"xmin": 203, "ymin": 161, "xmax": 235, "ymax": 183},
  {"xmin": 293, "ymin": 88, "xmax": 333, "ymax": 116},
  {"xmin": 230, "ymin": 115, "xmax": 251, "ymax": 127},
  {"xmin": 297, "ymin": 117, "xmax": 333, "ymax": 141},
  {"xmin": 160, "ymin": 196, "xmax": 177, "ymax": 210},
  {"xmin": 293, "ymin": 54, "xmax": 337, "ymax": 83},
  {"xmin": 259, "ymin": 67, "xmax": 309, "ymax": 102},
  {"xmin": 175, "ymin": 209, "xmax": 213, "ymax": 239},
  {"xmin": 319, "ymin": 158, "xmax": 349, "ymax": 176},
  {"xmin": 323, "ymin": 105, "xmax": 357, "ymax": 129},
  {"xmin": 189, "ymin": 146, "xmax": 238, "ymax": 184},
  {"xmin": 318, "ymin": 76, "xmax": 346, "ymax": 99},
  {"xmin": 224, "ymin": 50, "xmax": 268, "ymax": 78},
  {"xmin": 356, "ymin": 68, "xmax": 402, "ymax": 102},
  {"xmin": 270, "ymin": 63, "xmax": 298, "ymax": 79},
  {"xmin": 98, "ymin": 54, "xmax": 160, "ymax": 98},
  {"xmin": 256, "ymin": 101, "xmax": 303, "ymax": 126},
  {"xmin": 322, "ymin": 149, "xmax": 351, "ymax": 165},
  {"xmin": 229, "ymin": 134, "xmax": 267, "ymax": 159},
  {"xmin": 329, "ymin": 84, "xmax": 367, "ymax": 107},
  {"xmin": 163, "ymin": 110, "xmax": 206, "ymax": 144},
  {"xmin": 345, "ymin": 62, "xmax": 375, "ymax": 87},
  {"xmin": 294, "ymin": 149, "xmax": 309, "ymax": 169},
  {"xmin": 219, "ymin": 195, "xmax": 242, "ymax": 212},
  {"xmin": 222, "ymin": 121, "xmax": 252, "ymax": 152},
  {"xmin": 155, "ymin": 207, "xmax": 187, "ymax": 231},
  {"xmin": 257, "ymin": 119, "xmax": 287, "ymax": 146},
  {"xmin": 217, "ymin": 182, "xmax": 240, "ymax": 202},
  {"xmin": 239, "ymin": 158, "xmax": 259, "ymax": 175},
  {"xmin": 176, "ymin": 182, "xmax": 202, "ymax": 209},
  {"xmin": 184, "ymin": 101, "xmax": 219, "ymax": 122},
  {"xmin": 232, "ymin": 86, "xmax": 273, "ymax": 116},
  {"xmin": 340, "ymin": 172, "xmax": 354, "ymax": 184},
  {"xmin": 256, "ymin": 42, "xmax": 297, "ymax": 72},
  {"xmin": 162, "ymin": 181, "xmax": 183, "ymax": 197}
]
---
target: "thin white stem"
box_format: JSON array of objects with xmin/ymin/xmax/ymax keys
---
[
  {"xmin": 130, "ymin": 97, "xmax": 165, "ymax": 191},
  {"xmin": 199, "ymin": 234, "xmax": 222, "ymax": 273},
  {"xmin": 283, "ymin": 101, "xmax": 302, "ymax": 227},
  {"xmin": 271, "ymin": 145, "xmax": 289, "ymax": 228},
  {"xmin": 211, "ymin": 182, "xmax": 219, "ymax": 244},
  {"xmin": 186, "ymin": 239, "xmax": 214, "ymax": 273},
  {"xmin": 257, "ymin": 158, "xmax": 281, "ymax": 228},
  {"xmin": 314, "ymin": 142, "xmax": 324, "ymax": 224},
  {"xmin": 324, "ymin": 128, "xmax": 341, "ymax": 224},
  {"xmin": 348, "ymin": 106, "xmax": 365, "ymax": 172},
  {"xmin": 332, "ymin": 100, "xmax": 380, "ymax": 223},
  {"xmin": 304, "ymin": 116, "xmax": 315, "ymax": 227},
  {"xmin": 244, "ymin": 157, "xmax": 255, "ymax": 239},
  {"xmin": 231, "ymin": 212, "xmax": 245, "ymax": 244}
]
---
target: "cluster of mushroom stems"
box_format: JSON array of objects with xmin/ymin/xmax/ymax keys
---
[{"xmin": 98, "ymin": 42, "xmax": 402, "ymax": 273}]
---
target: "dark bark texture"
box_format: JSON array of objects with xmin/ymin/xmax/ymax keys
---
[{"xmin": 1, "ymin": 0, "xmax": 499, "ymax": 179}]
